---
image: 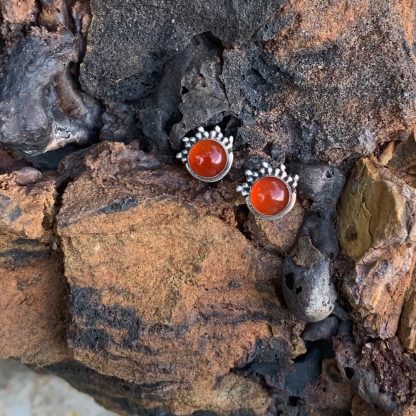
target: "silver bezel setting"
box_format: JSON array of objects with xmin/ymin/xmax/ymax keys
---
[
  {"xmin": 237, "ymin": 161, "xmax": 299, "ymax": 221},
  {"xmin": 176, "ymin": 126, "xmax": 234, "ymax": 183}
]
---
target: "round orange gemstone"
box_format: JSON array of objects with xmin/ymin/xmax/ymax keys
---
[
  {"xmin": 188, "ymin": 139, "xmax": 227, "ymax": 178},
  {"xmin": 250, "ymin": 176, "xmax": 290, "ymax": 216}
]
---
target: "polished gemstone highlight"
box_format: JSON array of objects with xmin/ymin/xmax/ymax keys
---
[
  {"xmin": 250, "ymin": 176, "xmax": 290, "ymax": 216},
  {"xmin": 188, "ymin": 139, "xmax": 227, "ymax": 178}
]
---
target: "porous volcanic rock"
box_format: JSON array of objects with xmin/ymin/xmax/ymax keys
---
[
  {"xmin": 334, "ymin": 334, "xmax": 416, "ymax": 414},
  {"xmin": 1, "ymin": 0, "xmax": 416, "ymax": 414},
  {"xmin": 80, "ymin": 0, "xmax": 277, "ymax": 101},
  {"xmin": 0, "ymin": 165, "xmax": 69, "ymax": 365},
  {"xmin": 57, "ymin": 142, "xmax": 304, "ymax": 415},
  {"xmin": 282, "ymin": 165, "xmax": 345, "ymax": 322},
  {"xmin": 80, "ymin": 0, "xmax": 416, "ymax": 163},
  {"xmin": 338, "ymin": 157, "xmax": 416, "ymax": 338},
  {"xmin": 0, "ymin": 14, "xmax": 100, "ymax": 155},
  {"xmin": 304, "ymin": 358, "xmax": 353, "ymax": 415}
]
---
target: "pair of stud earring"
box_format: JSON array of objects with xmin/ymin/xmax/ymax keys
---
[{"xmin": 176, "ymin": 126, "xmax": 299, "ymax": 221}]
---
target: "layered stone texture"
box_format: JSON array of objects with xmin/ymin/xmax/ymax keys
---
[
  {"xmin": 56, "ymin": 142, "xmax": 303, "ymax": 414},
  {"xmin": 336, "ymin": 132, "xmax": 416, "ymax": 413},
  {"xmin": 0, "ymin": 165, "xmax": 69, "ymax": 365},
  {"xmin": 1, "ymin": 0, "xmax": 416, "ymax": 414},
  {"xmin": 338, "ymin": 156, "xmax": 416, "ymax": 339}
]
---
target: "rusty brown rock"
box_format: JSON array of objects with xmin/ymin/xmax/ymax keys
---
[
  {"xmin": 247, "ymin": 0, "xmax": 416, "ymax": 164},
  {"xmin": 387, "ymin": 129, "xmax": 416, "ymax": 188},
  {"xmin": 0, "ymin": 241, "xmax": 69, "ymax": 366},
  {"xmin": 393, "ymin": 405, "xmax": 416, "ymax": 416},
  {"xmin": 338, "ymin": 158, "xmax": 416, "ymax": 338},
  {"xmin": 57, "ymin": 142, "xmax": 303, "ymax": 414},
  {"xmin": 399, "ymin": 269, "xmax": 416, "ymax": 354},
  {"xmin": 304, "ymin": 358, "xmax": 353, "ymax": 415},
  {"xmin": 0, "ymin": 168, "xmax": 69, "ymax": 365},
  {"xmin": 0, "ymin": 0, "xmax": 37, "ymax": 24},
  {"xmin": 334, "ymin": 335, "xmax": 413, "ymax": 413},
  {"xmin": 243, "ymin": 200, "xmax": 305, "ymax": 253},
  {"xmin": 0, "ymin": 170, "xmax": 56, "ymax": 240},
  {"xmin": 351, "ymin": 395, "xmax": 389, "ymax": 416}
]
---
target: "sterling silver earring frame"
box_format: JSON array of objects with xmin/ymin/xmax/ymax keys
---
[
  {"xmin": 236, "ymin": 161, "xmax": 299, "ymax": 221},
  {"xmin": 176, "ymin": 126, "xmax": 234, "ymax": 183}
]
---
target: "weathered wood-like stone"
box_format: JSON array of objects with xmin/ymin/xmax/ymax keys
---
[
  {"xmin": 338, "ymin": 158, "xmax": 416, "ymax": 338},
  {"xmin": 57, "ymin": 142, "xmax": 303, "ymax": 414}
]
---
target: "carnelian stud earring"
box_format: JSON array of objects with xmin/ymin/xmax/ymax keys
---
[
  {"xmin": 237, "ymin": 161, "xmax": 299, "ymax": 220},
  {"xmin": 176, "ymin": 126, "xmax": 234, "ymax": 182}
]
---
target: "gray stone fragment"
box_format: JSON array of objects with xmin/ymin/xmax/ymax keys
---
[
  {"xmin": 291, "ymin": 164, "xmax": 346, "ymax": 211},
  {"xmin": 282, "ymin": 164, "xmax": 344, "ymax": 322},
  {"xmin": 168, "ymin": 36, "xmax": 229, "ymax": 148},
  {"xmin": 100, "ymin": 101, "xmax": 139, "ymax": 143},
  {"xmin": 302, "ymin": 316, "xmax": 338, "ymax": 342},
  {"xmin": 283, "ymin": 256, "xmax": 336, "ymax": 322},
  {"xmin": 0, "ymin": 29, "xmax": 101, "ymax": 155},
  {"xmin": 80, "ymin": 0, "xmax": 277, "ymax": 101},
  {"xmin": 334, "ymin": 336, "xmax": 399, "ymax": 414}
]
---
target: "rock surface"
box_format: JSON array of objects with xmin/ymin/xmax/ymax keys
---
[
  {"xmin": 0, "ymin": 4, "xmax": 100, "ymax": 155},
  {"xmin": 0, "ymin": 0, "xmax": 37, "ymax": 25},
  {"xmin": 399, "ymin": 270, "xmax": 416, "ymax": 353},
  {"xmin": 338, "ymin": 157, "xmax": 416, "ymax": 338},
  {"xmin": 282, "ymin": 165, "xmax": 344, "ymax": 322},
  {"xmin": 243, "ymin": 200, "xmax": 305, "ymax": 253},
  {"xmin": 56, "ymin": 142, "xmax": 302, "ymax": 414},
  {"xmin": 1, "ymin": 0, "xmax": 416, "ymax": 415},
  {"xmin": 0, "ymin": 359, "xmax": 117, "ymax": 416},
  {"xmin": 0, "ymin": 166, "xmax": 69, "ymax": 365},
  {"xmin": 79, "ymin": 0, "xmax": 416, "ymax": 162},
  {"xmin": 335, "ymin": 143, "xmax": 416, "ymax": 412}
]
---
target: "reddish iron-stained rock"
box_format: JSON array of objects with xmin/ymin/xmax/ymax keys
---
[
  {"xmin": 0, "ymin": 168, "xmax": 69, "ymax": 365},
  {"xmin": 334, "ymin": 334, "xmax": 415, "ymax": 414},
  {"xmin": 57, "ymin": 142, "xmax": 303, "ymax": 414},
  {"xmin": 243, "ymin": 200, "xmax": 305, "ymax": 253},
  {"xmin": 262, "ymin": 0, "xmax": 416, "ymax": 164}
]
